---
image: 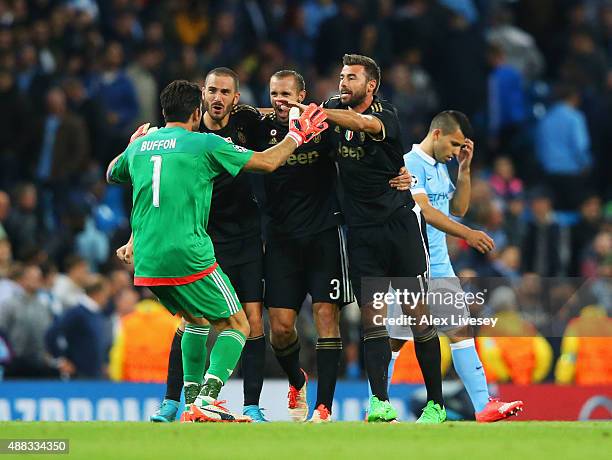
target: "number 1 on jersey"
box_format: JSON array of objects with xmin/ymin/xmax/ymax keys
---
[{"xmin": 150, "ymin": 155, "xmax": 162, "ymax": 207}]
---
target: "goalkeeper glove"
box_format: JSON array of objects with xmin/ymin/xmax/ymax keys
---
[
  {"xmin": 129, "ymin": 123, "xmax": 159, "ymax": 144},
  {"xmin": 286, "ymin": 104, "xmax": 328, "ymax": 147}
]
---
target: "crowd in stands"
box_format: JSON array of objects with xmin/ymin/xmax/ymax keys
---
[{"xmin": 0, "ymin": 0, "xmax": 610, "ymax": 384}]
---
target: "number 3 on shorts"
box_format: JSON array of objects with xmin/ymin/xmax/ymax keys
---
[
  {"xmin": 330, "ymin": 279, "xmax": 340, "ymax": 300},
  {"xmin": 151, "ymin": 155, "xmax": 162, "ymax": 207}
]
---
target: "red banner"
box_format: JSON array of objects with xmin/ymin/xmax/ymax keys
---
[{"xmin": 497, "ymin": 384, "xmax": 612, "ymax": 420}]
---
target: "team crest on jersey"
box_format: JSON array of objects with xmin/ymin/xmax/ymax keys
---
[{"xmin": 345, "ymin": 130, "xmax": 353, "ymax": 141}]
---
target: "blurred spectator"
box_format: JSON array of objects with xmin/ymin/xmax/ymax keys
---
[
  {"xmin": 109, "ymin": 297, "xmax": 178, "ymax": 382},
  {"xmin": 387, "ymin": 61, "xmax": 438, "ymax": 148},
  {"xmin": 51, "ymin": 254, "xmax": 90, "ymax": 311},
  {"xmin": 15, "ymin": 43, "xmax": 50, "ymax": 102},
  {"xmin": 491, "ymin": 245, "xmax": 521, "ymax": 282},
  {"xmin": 0, "ymin": 261, "xmax": 21, "ymax": 307},
  {"xmin": 109, "ymin": 286, "xmax": 139, "ymax": 336},
  {"xmin": 0, "ymin": 264, "xmax": 56, "ymax": 377},
  {"xmin": 172, "ymin": 0, "xmax": 208, "ymax": 47},
  {"xmin": 168, "ymin": 45, "xmax": 203, "ymax": 86},
  {"xmin": 486, "ymin": 44, "xmax": 528, "ymax": 156},
  {"xmin": 486, "ymin": 6, "xmax": 545, "ymax": 81},
  {"xmin": 561, "ymin": 29, "xmax": 608, "ymax": 91},
  {"xmin": 46, "ymin": 274, "xmax": 112, "ymax": 379},
  {"xmin": 4, "ymin": 183, "xmax": 43, "ymax": 259},
  {"xmin": 432, "ymin": 10, "xmax": 487, "ymax": 120},
  {"xmin": 75, "ymin": 213, "xmax": 109, "ymax": 271},
  {"xmin": 489, "ymin": 156, "xmax": 523, "ymax": 200},
  {"xmin": 535, "ymin": 84, "xmax": 592, "ymax": 210},
  {"xmin": 555, "ymin": 305, "xmax": 612, "ymax": 385},
  {"xmin": 315, "ymin": 0, "xmax": 364, "ymax": 74},
  {"xmin": 477, "ymin": 286, "xmax": 553, "ymax": 385},
  {"xmin": 582, "ymin": 230, "xmax": 612, "ymax": 281},
  {"xmin": 62, "ymin": 77, "xmax": 107, "ymax": 166},
  {"xmin": 126, "ymin": 45, "xmax": 160, "ymax": 128},
  {"xmin": 502, "ymin": 192, "xmax": 527, "ymax": 247},
  {"xmin": 521, "ymin": 189, "xmax": 568, "ymax": 277},
  {"xmin": 94, "ymin": 41, "xmax": 139, "ymax": 161},
  {"xmin": 570, "ymin": 195, "xmax": 602, "ymax": 276},
  {"xmin": 28, "ymin": 87, "xmax": 89, "ymax": 225},
  {"xmin": 109, "ymin": 8, "xmax": 143, "ymax": 57},
  {"xmin": 302, "ymin": 0, "xmax": 338, "ymax": 39}
]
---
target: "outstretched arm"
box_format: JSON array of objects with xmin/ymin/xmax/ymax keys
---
[
  {"xmin": 243, "ymin": 104, "xmax": 328, "ymax": 173},
  {"xmin": 277, "ymin": 99, "xmax": 382, "ymax": 135}
]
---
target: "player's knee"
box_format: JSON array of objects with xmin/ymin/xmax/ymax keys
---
[
  {"xmin": 243, "ymin": 303, "xmax": 264, "ymax": 336},
  {"xmin": 247, "ymin": 315, "xmax": 264, "ymax": 337},
  {"xmin": 270, "ymin": 321, "xmax": 295, "ymax": 345},
  {"xmin": 229, "ymin": 310, "xmax": 250, "ymax": 337},
  {"xmin": 313, "ymin": 303, "xmax": 340, "ymax": 337}
]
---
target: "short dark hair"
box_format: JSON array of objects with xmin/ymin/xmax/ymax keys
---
[
  {"xmin": 429, "ymin": 110, "xmax": 473, "ymax": 138},
  {"xmin": 342, "ymin": 54, "xmax": 381, "ymax": 93},
  {"xmin": 205, "ymin": 67, "xmax": 239, "ymax": 91},
  {"xmin": 64, "ymin": 254, "xmax": 86, "ymax": 273},
  {"xmin": 271, "ymin": 70, "xmax": 305, "ymax": 92},
  {"xmin": 160, "ymin": 80, "xmax": 202, "ymax": 123},
  {"xmin": 84, "ymin": 274, "xmax": 108, "ymax": 297}
]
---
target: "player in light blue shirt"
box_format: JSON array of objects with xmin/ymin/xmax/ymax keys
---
[{"xmin": 388, "ymin": 111, "xmax": 523, "ymax": 422}]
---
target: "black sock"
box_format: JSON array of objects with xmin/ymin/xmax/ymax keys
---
[
  {"xmin": 315, "ymin": 337, "xmax": 342, "ymax": 410},
  {"xmin": 414, "ymin": 327, "xmax": 444, "ymax": 407},
  {"xmin": 242, "ymin": 335, "xmax": 266, "ymax": 406},
  {"xmin": 363, "ymin": 331, "xmax": 391, "ymax": 401},
  {"xmin": 165, "ymin": 328, "xmax": 184, "ymax": 402},
  {"xmin": 272, "ymin": 337, "xmax": 305, "ymax": 389}
]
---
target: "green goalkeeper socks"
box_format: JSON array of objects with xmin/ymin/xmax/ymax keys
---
[
  {"xmin": 205, "ymin": 329, "xmax": 246, "ymax": 384},
  {"xmin": 182, "ymin": 324, "xmax": 210, "ymax": 384}
]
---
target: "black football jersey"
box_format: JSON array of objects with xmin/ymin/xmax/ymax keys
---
[
  {"xmin": 252, "ymin": 112, "xmax": 342, "ymax": 240},
  {"xmin": 324, "ymin": 95, "xmax": 414, "ymax": 226},
  {"xmin": 200, "ymin": 104, "xmax": 262, "ymax": 243}
]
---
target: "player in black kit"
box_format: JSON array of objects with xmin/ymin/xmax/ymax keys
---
[
  {"xmin": 281, "ymin": 55, "xmax": 446, "ymax": 423},
  {"xmin": 253, "ymin": 70, "xmax": 352, "ymax": 423},
  {"xmin": 148, "ymin": 67, "xmax": 269, "ymax": 423}
]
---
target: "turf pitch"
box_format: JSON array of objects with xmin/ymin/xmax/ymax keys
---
[{"xmin": 1, "ymin": 421, "xmax": 611, "ymax": 460}]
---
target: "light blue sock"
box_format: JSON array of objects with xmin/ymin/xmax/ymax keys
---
[
  {"xmin": 368, "ymin": 351, "xmax": 399, "ymax": 399},
  {"xmin": 450, "ymin": 338, "xmax": 489, "ymax": 413}
]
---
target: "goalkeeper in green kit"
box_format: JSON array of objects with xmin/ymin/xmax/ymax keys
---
[{"xmin": 106, "ymin": 80, "xmax": 328, "ymax": 422}]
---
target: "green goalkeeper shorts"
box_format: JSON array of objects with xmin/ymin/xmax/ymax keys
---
[{"xmin": 149, "ymin": 265, "xmax": 242, "ymax": 321}]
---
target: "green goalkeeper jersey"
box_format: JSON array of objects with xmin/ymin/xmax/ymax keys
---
[{"xmin": 109, "ymin": 126, "xmax": 254, "ymax": 286}]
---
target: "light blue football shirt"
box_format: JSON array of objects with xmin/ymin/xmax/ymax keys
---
[{"xmin": 404, "ymin": 144, "xmax": 456, "ymax": 278}]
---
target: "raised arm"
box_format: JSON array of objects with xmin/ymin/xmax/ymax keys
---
[{"xmin": 449, "ymin": 138, "xmax": 474, "ymax": 217}]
